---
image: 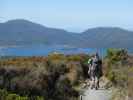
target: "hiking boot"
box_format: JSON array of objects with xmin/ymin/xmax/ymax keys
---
[
  {"xmin": 95, "ymin": 86, "xmax": 98, "ymax": 90},
  {"xmin": 90, "ymin": 85, "xmax": 94, "ymax": 89},
  {"xmin": 90, "ymin": 84, "xmax": 95, "ymax": 89}
]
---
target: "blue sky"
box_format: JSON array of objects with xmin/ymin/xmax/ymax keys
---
[{"xmin": 0, "ymin": 0, "xmax": 133, "ymax": 32}]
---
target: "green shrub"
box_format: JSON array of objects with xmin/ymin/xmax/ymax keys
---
[
  {"xmin": 6, "ymin": 94, "xmax": 20, "ymax": 100},
  {"xmin": 0, "ymin": 89, "xmax": 29, "ymax": 100},
  {"xmin": 105, "ymin": 49, "xmax": 133, "ymax": 100},
  {"xmin": 0, "ymin": 54, "xmax": 89, "ymax": 100},
  {"xmin": 48, "ymin": 53, "xmax": 66, "ymax": 61},
  {"xmin": 0, "ymin": 89, "xmax": 8, "ymax": 100},
  {"xmin": 106, "ymin": 48, "xmax": 127, "ymax": 64},
  {"xmin": 127, "ymin": 67, "xmax": 133, "ymax": 98}
]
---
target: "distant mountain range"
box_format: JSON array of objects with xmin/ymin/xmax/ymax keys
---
[{"xmin": 0, "ymin": 19, "xmax": 133, "ymax": 48}]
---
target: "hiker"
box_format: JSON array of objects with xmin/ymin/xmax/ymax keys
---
[{"xmin": 88, "ymin": 53, "xmax": 102, "ymax": 90}]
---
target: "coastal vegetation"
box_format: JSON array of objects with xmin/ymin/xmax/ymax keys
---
[
  {"xmin": 0, "ymin": 54, "xmax": 89, "ymax": 100},
  {"xmin": 0, "ymin": 49, "xmax": 132, "ymax": 100},
  {"xmin": 103, "ymin": 49, "xmax": 133, "ymax": 100}
]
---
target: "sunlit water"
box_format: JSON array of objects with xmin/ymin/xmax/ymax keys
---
[{"xmin": 0, "ymin": 45, "xmax": 132, "ymax": 56}]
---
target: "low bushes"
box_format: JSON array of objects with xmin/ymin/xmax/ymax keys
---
[
  {"xmin": 104, "ymin": 48, "xmax": 133, "ymax": 100},
  {"xmin": 127, "ymin": 67, "xmax": 133, "ymax": 99},
  {"xmin": 0, "ymin": 54, "xmax": 89, "ymax": 100}
]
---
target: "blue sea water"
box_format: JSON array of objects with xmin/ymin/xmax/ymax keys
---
[{"xmin": 0, "ymin": 45, "xmax": 106, "ymax": 56}]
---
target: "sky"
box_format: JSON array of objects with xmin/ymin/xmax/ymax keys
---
[{"xmin": 0, "ymin": 0, "xmax": 133, "ymax": 32}]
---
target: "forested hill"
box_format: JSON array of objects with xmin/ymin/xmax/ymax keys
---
[{"xmin": 0, "ymin": 19, "xmax": 133, "ymax": 48}]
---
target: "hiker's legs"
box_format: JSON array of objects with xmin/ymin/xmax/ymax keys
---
[
  {"xmin": 90, "ymin": 75, "xmax": 95, "ymax": 89},
  {"xmin": 97, "ymin": 79, "xmax": 100, "ymax": 88},
  {"xmin": 89, "ymin": 70, "xmax": 93, "ymax": 89},
  {"xmin": 95, "ymin": 76, "xmax": 99, "ymax": 90},
  {"xmin": 88, "ymin": 69, "xmax": 91, "ymax": 81}
]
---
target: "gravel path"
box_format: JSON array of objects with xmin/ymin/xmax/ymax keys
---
[{"xmin": 81, "ymin": 87, "xmax": 112, "ymax": 100}]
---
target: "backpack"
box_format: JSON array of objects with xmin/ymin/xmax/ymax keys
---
[
  {"xmin": 92, "ymin": 57, "xmax": 103, "ymax": 78},
  {"xmin": 88, "ymin": 58, "xmax": 92, "ymax": 65}
]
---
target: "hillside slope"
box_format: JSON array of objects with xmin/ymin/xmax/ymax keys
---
[
  {"xmin": 0, "ymin": 19, "xmax": 133, "ymax": 48},
  {"xmin": 81, "ymin": 27, "xmax": 133, "ymax": 48}
]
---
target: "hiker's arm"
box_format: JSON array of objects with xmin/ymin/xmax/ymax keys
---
[{"xmin": 88, "ymin": 64, "xmax": 91, "ymax": 73}]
